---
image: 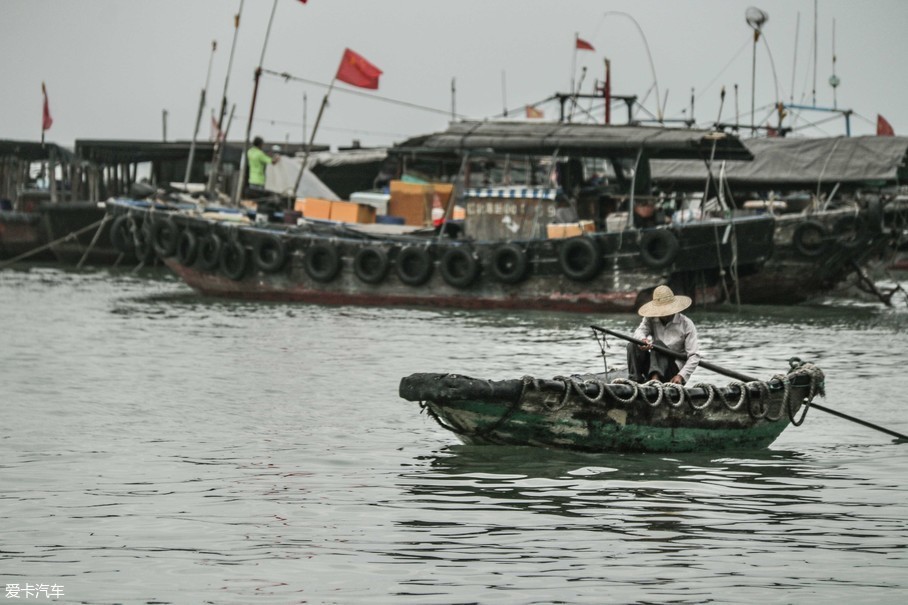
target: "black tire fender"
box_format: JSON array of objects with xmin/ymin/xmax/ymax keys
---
[
  {"xmin": 197, "ymin": 232, "xmax": 222, "ymax": 270},
  {"xmin": 353, "ymin": 246, "xmax": 390, "ymax": 284},
  {"xmin": 792, "ymin": 220, "xmax": 829, "ymax": 257},
  {"xmin": 396, "ymin": 246, "xmax": 433, "ymax": 286},
  {"xmin": 864, "ymin": 198, "xmax": 884, "ymax": 234},
  {"xmin": 134, "ymin": 220, "xmax": 156, "ymax": 265},
  {"xmin": 253, "ymin": 234, "xmax": 287, "ymax": 273},
  {"xmin": 559, "ymin": 237, "xmax": 601, "ymax": 281},
  {"xmin": 639, "ymin": 229, "xmax": 679, "ymax": 269},
  {"xmin": 219, "ymin": 239, "xmax": 248, "ymax": 280},
  {"xmin": 832, "ymin": 214, "xmax": 868, "ymax": 249},
  {"xmin": 152, "ymin": 217, "xmax": 180, "ymax": 258},
  {"xmin": 440, "ymin": 247, "xmax": 479, "ymax": 288},
  {"xmin": 305, "ymin": 243, "xmax": 342, "ymax": 282},
  {"xmin": 110, "ymin": 214, "xmax": 134, "ymax": 253},
  {"xmin": 489, "ymin": 243, "xmax": 529, "ymax": 284},
  {"xmin": 176, "ymin": 229, "xmax": 199, "ymax": 266}
]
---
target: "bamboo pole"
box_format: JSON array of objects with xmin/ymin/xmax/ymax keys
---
[
  {"xmin": 290, "ymin": 77, "xmax": 336, "ymax": 201},
  {"xmin": 76, "ymin": 213, "xmax": 112, "ymax": 269},
  {"xmin": 208, "ymin": 0, "xmax": 245, "ymax": 196},
  {"xmin": 184, "ymin": 40, "xmax": 218, "ymax": 189},
  {"xmin": 232, "ymin": 0, "xmax": 279, "ymax": 206}
]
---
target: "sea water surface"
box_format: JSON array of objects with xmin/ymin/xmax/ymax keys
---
[{"xmin": 1, "ymin": 265, "xmax": 907, "ymax": 604}]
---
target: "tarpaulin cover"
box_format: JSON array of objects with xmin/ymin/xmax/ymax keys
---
[
  {"xmin": 265, "ymin": 157, "xmax": 340, "ymax": 200},
  {"xmin": 651, "ymin": 136, "xmax": 908, "ymax": 189},
  {"xmin": 393, "ymin": 121, "xmax": 753, "ymax": 161}
]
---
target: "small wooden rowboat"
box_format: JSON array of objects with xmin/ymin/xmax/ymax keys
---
[{"xmin": 399, "ymin": 361, "xmax": 825, "ymax": 453}]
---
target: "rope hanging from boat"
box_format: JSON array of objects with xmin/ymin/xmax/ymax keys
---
[
  {"xmin": 416, "ymin": 362, "xmax": 825, "ymax": 439},
  {"xmin": 546, "ymin": 361, "xmax": 825, "ymax": 422}
]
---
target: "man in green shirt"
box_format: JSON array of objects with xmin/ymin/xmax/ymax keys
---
[{"xmin": 246, "ymin": 136, "xmax": 278, "ymax": 197}]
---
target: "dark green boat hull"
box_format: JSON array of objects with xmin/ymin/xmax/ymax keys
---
[
  {"xmin": 424, "ymin": 398, "xmax": 792, "ymax": 453},
  {"xmin": 401, "ymin": 367, "xmax": 825, "ymax": 453}
]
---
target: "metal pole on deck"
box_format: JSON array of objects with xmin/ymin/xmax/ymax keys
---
[
  {"xmin": 451, "ymin": 77, "xmax": 456, "ymax": 120},
  {"xmin": 184, "ymin": 40, "xmax": 218, "ymax": 190},
  {"xmin": 291, "ymin": 77, "xmax": 336, "ymax": 200},
  {"xmin": 604, "ymin": 59, "xmax": 611, "ymax": 125},
  {"xmin": 233, "ymin": 0, "xmax": 278, "ymax": 206},
  {"xmin": 746, "ymin": 7, "xmax": 768, "ymax": 135},
  {"xmin": 209, "ymin": 0, "xmax": 245, "ymax": 197}
]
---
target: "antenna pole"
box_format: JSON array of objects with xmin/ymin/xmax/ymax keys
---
[
  {"xmin": 501, "ymin": 70, "xmax": 507, "ymax": 117},
  {"xmin": 812, "ymin": 0, "xmax": 818, "ymax": 106},
  {"xmin": 790, "ymin": 11, "xmax": 799, "ymax": 105},
  {"xmin": 751, "ymin": 26, "xmax": 759, "ymax": 135},
  {"xmin": 831, "ymin": 18, "xmax": 838, "ymax": 108},
  {"xmin": 604, "ymin": 59, "xmax": 611, "ymax": 124}
]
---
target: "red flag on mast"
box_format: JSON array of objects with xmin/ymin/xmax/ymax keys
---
[
  {"xmin": 335, "ymin": 48, "xmax": 382, "ymax": 90},
  {"xmin": 41, "ymin": 82, "xmax": 53, "ymax": 131},
  {"xmin": 576, "ymin": 37, "xmax": 595, "ymax": 51},
  {"xmin": 877, "ymin": 114, "xmax": 895, "ymax": 136}
]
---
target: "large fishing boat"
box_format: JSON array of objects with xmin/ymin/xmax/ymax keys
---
[{"xmin": 105, "ymin": 121, "xmax": 776, "ymax": 313}]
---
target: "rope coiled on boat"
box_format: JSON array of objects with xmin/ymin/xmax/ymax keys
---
[{"xmin": 539, "ymin": 361, "xmax": 825, "ymax": 424}]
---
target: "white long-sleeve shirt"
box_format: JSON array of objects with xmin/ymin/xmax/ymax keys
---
[{"xmin": 633, "ymin": 313, "xmax": 701, "ymax": 383}]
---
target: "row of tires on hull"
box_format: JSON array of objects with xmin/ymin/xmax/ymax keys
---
[
  {"xmin": 109, "ymin": 213, "xmax": 683, "ymax": 287},
  {"xmin": 790, "ymin": 212, "xmax": 882, "ymax": 258}
]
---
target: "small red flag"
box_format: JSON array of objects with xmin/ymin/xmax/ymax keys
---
[
  {"xmin": 877, "ymin": 114, "xmax": 895, "ymax": 136},
  {"xmin": 576, "ymin": 37, "xmax": 594, "ymax": 51},
  {"xmin": 526, "ymin": 105, "xmax": 543, "ymax": 119},
  {"xmin": 335, "ymin": 48, "xmax": 382, "ymax": 90},
  {"xmin": 41, "ymin": 82, "xmax": 53, "ymax": 131},
  {"xmin": 297, "ymin": 0, "xmax": 308, "ymax": 3}
]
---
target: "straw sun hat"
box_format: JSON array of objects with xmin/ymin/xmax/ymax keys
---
[{"xmin": 637, "ymin": 285, "xmax": 692, "ymax": 317}]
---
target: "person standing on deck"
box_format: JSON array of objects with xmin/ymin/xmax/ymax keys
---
[
  {"xmin": 627, "ymin": 285, "xmax": 700, "ymax": 384},
  {"xmin": 245, "ymin": 136, "xmax": 279, "ymax": 197}
]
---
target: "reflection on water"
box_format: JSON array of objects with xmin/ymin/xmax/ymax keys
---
[
  {"xmin": 384, "ymin": 444, "xmax": 907, "ymax": 603},
  {"xmin": 1, "ymin": 265, "xmax": 907, "ymax": 604},
  {"xmin": 399, "ymin": 446, "xmax": 832, "ymax": 529}
]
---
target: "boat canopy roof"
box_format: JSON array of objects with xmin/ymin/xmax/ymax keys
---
[
  {"xmin": 0, "ymin": 140, "xmax": 75, "ymax": 163},
  {"xmin": 652, "ymin": 135, "xmax": 908, "ymax": 190},
  {"xmin": 393, "ymin": 120, "xmax": 753, "ymax": 161},
  {"xmin": 75, "ymin": 140, "xmax": 248, "ymax": 165},
  {"xmin": 73, "ymin": 140, "xmax": 328, "ymax": 165}
]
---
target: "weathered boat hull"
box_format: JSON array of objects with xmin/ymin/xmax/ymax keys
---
[
  {"xmin": 0, "ymin": 211, "xmax": 53, "ymax": 260},
  {"xmin": 41, "ymin": 202, "xmax": 129, "ymax": 265},
  {"xmin": 109, "ymin": 200, "xmax": 774, "ymax": 314},
  {"xmin": 164, "ymin": 258, "xmax": 652, "ymax": 312},
  {"xmin": 737, "ymin": 207, "xmax": 889, "ymax": 304},
  {"xmin": 399, "ymin": 365, "xmax": 825, "ymax": 453}
]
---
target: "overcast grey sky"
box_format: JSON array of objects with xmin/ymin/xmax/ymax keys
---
[{"xmin": 3, "ymin": 0, "xmax": 906, "ymax": 150}]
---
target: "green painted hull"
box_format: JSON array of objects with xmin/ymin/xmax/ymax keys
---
[
  {"xmin": 425, "ymin": 398, "xmax": 791, "ymax": 453},
  {"xmin": 401, "ymin": 366, "xmax": 826, "ymax": 453}
]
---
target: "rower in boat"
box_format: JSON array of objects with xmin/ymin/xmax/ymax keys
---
[{"xmin": 627, "ymin": 285, "xmax": 700, "ymax": 385}]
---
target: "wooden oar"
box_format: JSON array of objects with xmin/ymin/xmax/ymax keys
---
[{"xmin": 591, "ymin": 325, "xmax": 908, "ymax": 442}]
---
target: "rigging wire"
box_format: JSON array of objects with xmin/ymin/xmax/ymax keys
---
[
  {"xmin": 591, "ymin": 11, "xmax": 663, "ymax": 121},
  {"xmin": 671, "ymin": 38, "xmax": 750, "ymax": 118},
  {"xmin": 491, "ymin": 94, "xmax": 560, "ymax": 120},
  {"xmin": 232, "ymin": 113, "xmax": 411, "ymax": 139},
  {"xmin": 261, "ymin": 68, "xmax": 463, "ymax": 118}
]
